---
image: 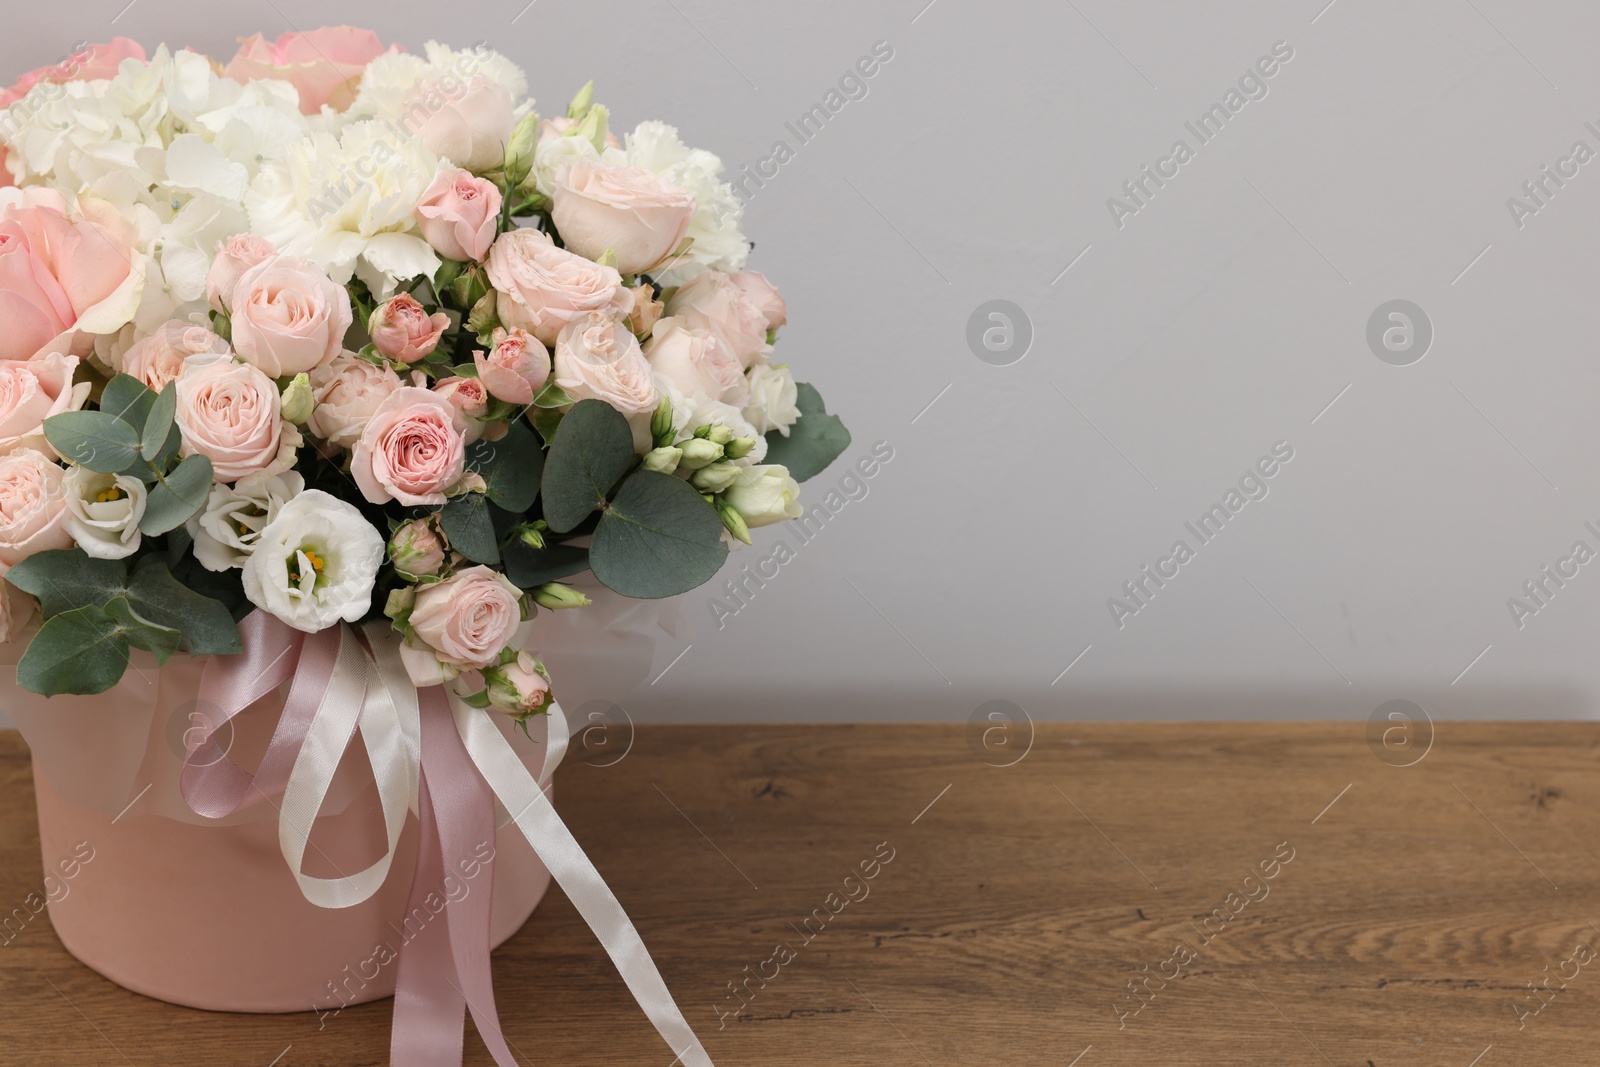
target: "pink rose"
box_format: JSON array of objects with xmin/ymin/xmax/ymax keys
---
[
  {"xmin": 473, "ymin": 327, "xmax": 549, "ymax": 405},
  {"xmin": 664, "ymin": 270, "xmax": 771, "ymax": 368},
  {"xmin": 120, "ymin": 321, "xmax": 231, "ymax": 391},
  {"xmin": 415, "ymin": 169, "xmax": 502, "ymax": 263},
  {"xmin": 0, "ymin": 449, "xmax": 72, "ymax": 566},
  {"xmin": 553, "ymin": 311, "xmax": 658, "ymax": 416},
  {"xmin": 175, "ymin": 354, "xmax": 298, "ymax": 483},
  {"xmin": 626, "ymin": 284, "xmax": 664, "ymax": 338},
  {"xmin": 550, "ymin": 159, "xmax": 696, "ymax": 275},
  {"xmin": 729, "ymin": 271, "xmax": 787, "ymax": 330},
  {"xmin": 307, "ymin": 352, "xmax": 404, "ymax": 450},
  {"xmin": 229, "ymin": 255, "xmax": 353, "ymax": 378},
  {"xmin": 405, "ymin": 76, "xmax": 515, "ymax": 173},
  {"xmin": 205, "ymin": 234, "xmax": 277, "ymax": 314},
  {"xmin": 351, "ymin": 387, "xmax": 466, "ymax": 506},
  {"xmin": 0, "ymin": 352, "xmax": 89, "ymax": 457},
  {"xmin": 433, "ymin": 376, "xmax": 489, "ymax": 442},
  {"xmin": 643, "ymin": 317, "xmax": 747, "ymax": 406},
  {"xmin": 369, "ymin": 294, "xmax": 449, "ymax": 364},
  {"xmin": 485, "ymin": 227, "xmax": 632, "ymax": 347},
  {"xmin": 408, "ymin": 565, "xmax": 523, "ymax": 671},
  {"xmin": 224, "ymin": 27, "xmax": 397, "ymax": 114},
  {"xmin": 0, "ymin": 192, "xmax": 140, "ymax": 361}
]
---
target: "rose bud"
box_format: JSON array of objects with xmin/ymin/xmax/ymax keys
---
[
  {"xmin": 369, "ymin": 294, "xmax": 450, "ymax": 364},
  {"xmin": 389, "ymin": 517, "xmax": 447, "ymax": 580},
  {"xmin": 484, "ymin": 651, "xmax": 553, "ymax": 719}
]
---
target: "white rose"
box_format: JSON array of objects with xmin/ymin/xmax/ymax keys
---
[
  {"xmin": 743, "ymin": 361, "xmax": 801, "ymax": 436},
  {"xmin": 624, "ymin": 120, "xmax": 750, "ymax": 285},
  {"xmin": 62, "ymin": 468, "xmax": 147, "ymax": 560},
  {"xmin": 241, "ymin": 490, "xmax": 385, "ymax": 633},
  {"xmin": 187, "ymin": 471, "xmax": 305, "ymax": 572},
  {"xmin": 722, "ymin": 465, "xmax": 802, "ymax": 528}
]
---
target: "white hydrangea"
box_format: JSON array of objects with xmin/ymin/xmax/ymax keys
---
[
  {"xmin": 245, "ymin": 119, "xmax": 444, "ymax": 296},
  {"xmin": 625, "ymin": 121, "xmax": 749, "ymax": 285}
]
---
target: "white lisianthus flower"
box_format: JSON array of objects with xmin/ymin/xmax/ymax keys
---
[
  {"xmin": 245, "ymin": 119, "xmax": 444, "ymax": 296},
  {"xmin": 742, "ymin": 361, "xmax": 801, "ymax": 436},
  {"xmin": 722, "ymin": 465, "xmax": 803, "ymax": 528},
  {"xmin": 625, "ymin": 121, "xmax": 749, "ymax": 284},
  {"xmin": 187, "ymin": 471, "xmax": 305, "ymax": 572},
  {"xmin": 241, "ymin": 489, "xmax": 385, "ymax": 633},
  {"xmin": 61, "ymin": 468, "xmax": 147, "ymax": 560}
]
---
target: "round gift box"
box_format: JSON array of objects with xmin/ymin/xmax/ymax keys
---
[{"xmin": 6, "ymin": 649, "xmax": 553, "ymax": 1014}]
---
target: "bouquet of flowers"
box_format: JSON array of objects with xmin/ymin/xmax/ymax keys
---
[{"xmin": 0, "ymin": 27, "xmax": 850, "ymax": 702}]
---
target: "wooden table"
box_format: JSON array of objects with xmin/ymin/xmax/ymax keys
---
[{"xmin": 2, "ymin": 721, "xmax": 1598, "ymax": 1065}]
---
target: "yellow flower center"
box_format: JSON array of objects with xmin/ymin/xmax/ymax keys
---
[{"xmin": 95, "ymin": 487, "xmax": 125, "ymax": 503}]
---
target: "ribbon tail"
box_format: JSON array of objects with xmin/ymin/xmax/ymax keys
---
[
  {"xmin": 392, "ymin": 689, "xmax": 520, "ymax": 1067},
  {"xmin": 452, "ymin": 695, "xmax": 715, "ymax": 1067}
]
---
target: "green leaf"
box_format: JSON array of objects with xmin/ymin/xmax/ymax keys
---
[
  {"xmin": 590, "ymin": 470, "xmax": 728, "ymax": 598},
  {"xmin": 440, "ymin": 493, "xmax": 500, "ymax": 565},
  {"xmin": 141, "ymin": 382, "xmax": 177, "ymax": 459},
  {"xmin": 503, "ymin": 541, "xmax": 590, "ymax": 588},
  {"xmin": 532, "ymin": 381, "xmax": 574, "ymax": 408},
  {"xmin": 467, "ymin": 421, "xmax": 543, "ymax": 513},
  {"xmin": 762, "ymin": 382, "xmax": 851, "ymax": 482},
  {"xmin": 541, "ymin": 399, "xmax": 636, "ymax": 533},
  {"xmin": 530, "ymin": 407, "xmax": 565, "ymax": 446},
  {"xmin": 43, "ymin": 411, "xmax": 141, "ymax": 473},
  {"xmin": 101, "ymin": 375, "xmax": 156, "ymax": 428},
  {"xmin": 141, "ymin": 454, "xmax": 213, "ymax": 535},
  {"xmin": 5, "ymin": 550, "xmax": 128, "ymax": 618},
  {"xmin": 126, "ymin": 560, "xmax": 241, "ymax": 655},
  {"xmin": 104, "ymin": 596, "xmax": 181, "ymax": 664},
  {"xmin": 16, "ymin": 606, "xmax": 128, "ymax": 695}
]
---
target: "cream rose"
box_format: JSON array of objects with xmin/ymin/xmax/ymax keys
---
[
  {"xmin": 553, "ymin": 311, "xmax": 659, "ymax": 416},
  {"xmin": 550, "ymin": 159, "xmax": 696, "ymax": 275},
  {"xmin": 307, "ymin": 353, "xmax": 404, "ymax": 451},
  {"xmin": 0, "ymin": 449, "xmax": 72, "ymax": 566},
  {"xmin": 351, "ymin": 387, "xmax": 466, "ymax": 506},
  {"xmin": 742, "ymin": 361, "xmax": 801, "ymax": 436},
  {"xmin": 229, "ymin": 255, "xmax": 354, "ymax": 378},
  {"xmin": 729, "ymin": 271, "xmax": 787, "ymax": 330},
  {"xmin": 187, "ymin": 471, "xmax": 305, "ymax": 571},
  {"xmin": 408, "ymin": 565, "xmax": 523, "ymax": 670},
  {"xmin": 664, "ymin": 270, "xmax": 770, "ymax": 368},
  {"xmin": 415, "ymin": 168, "xmax": 502, "ymax": 263},
  {"xmin": 241, "ymin": 490, "xmax": 385, "ymax": 633},
  {"xmin": 643, "ymin": 317, "xmax": 747, "ymax": 407},
  {"xmin": 485, "ymin": 227, "xmax": 632, "ymax": 346},
  {"xmin": 175, "ymin": 354, "xmax": 300, "ymax": 483},
  {"xmin": 0, "ymin": 352, "xmax": 89, "ymax": 457},
  {"xmin": 119, "ymin": 322, "xmax": 231, "ymax": 392},
  {"xmin": 62, "ymin": 467, "xmax": 146, "ymax": 560},
  {"xmin": 406, "ymin": 75, "xmax": 516, "ymax": 174},
  {"xmin": 473, "ymin": 326, "xmax": 549, "ymax": 405}
]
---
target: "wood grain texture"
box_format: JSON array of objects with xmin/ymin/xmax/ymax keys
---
[{"xmin": 1, "ymin": 721, "xmax": 1598, "ymax": 1065}]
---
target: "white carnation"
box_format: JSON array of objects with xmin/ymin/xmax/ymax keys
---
[
  {"xmin": 62, "ymin": 468, "xmax": 147, "ymax": 560},
  {"xmin": 187, "ymin": 471, "xmax": 305, "ymax": 572},
  {"xmin": 246, "ymin": 119, "xmax": 443, "ymax": 296},
  {"xmin": 742, "ymin": 361, "xmax": 800, "ymax": 436},
  {"xmin": 625, "ymin": 121, "xmax": 749, "ymax": 284},
  {"xmin": 241, "ymin": 490, "xmax": 385, "ymax": 633}
]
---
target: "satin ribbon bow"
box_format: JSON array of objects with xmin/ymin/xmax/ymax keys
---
[{"xmin": 180, "ymin": 609, "xmax": 713, "ymax": 1067}]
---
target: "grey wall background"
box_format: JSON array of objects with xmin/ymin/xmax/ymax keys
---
[{"xmin": 3, "ymin": 0, "xmax": 1598, "ymax": 725}]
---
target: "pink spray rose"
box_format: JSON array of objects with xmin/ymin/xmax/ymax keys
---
[
  {"xmin": 205, "ymin": 234, "xmax": 277, "ymax": 314},
  {"xmin": 307, "ymin": 352, "xmax": 404, "ymax": 451},
  {"xmin": 550, "ymin": 159, "xmax": 696, "ymax": 275},
  {"xmin": 433, "ymin": 376, "xmax": 489, "ymax": 441},
  {"xmin": 408, "ymin": 565, "xmax": 523, "ymax": 671},
  {"xmin": 224, "ymin": 27, "xmax": 396, "ymax": 114},
  {"xmin": 472, "ymin": 327, "xmax": 549, "ymax": 405},
  {"xmin": 0, "ymin": 352, "xmax": 89, "ymax": 457},
  {"xmin": 406, "ymin": 76, "xmax": 515, "ymax": 174},
  {"xmin": 229, "ymin": 255, "xmax": 353, "ymax": 378},
  {"xmin": 643, "ymin": 317, "xmax": 748, "ymax": 407},
  {"xmin": 120, "ymin": 321, "xmax": 231, "ymax": 391},
  {"xmin": 0, "ymin": 449, "xmax": 72, "ymax": 566},
  {"xmin": 351, "ymin": 387, "xmax": 466, "ymax": 506},
  {"xmin": 415, "ymin": 169, "xmax": 502, "ymax": 263},
  {"xmin": 388, "ymin": 517, "xmax": 446, "ymax": 580},
  {"xmin": 664, "ymin": 270, "xmax": 771, "ymax": 368},
  {"xmin": 369, "ymin": 294, "xmax": 449, "ymax": 364},
  {"xmin": 0, "ymin": 191, "xmax": 140, "ymax": 362},
  {"xmin": 552, "ymin": 311, "xmax": 658, "ymax": 416},
  {"xmin": 729, "ymin": 271, "xmax": 787, "ymax": 330},
  {"xmin": 174, "ymin": 354, "xmax": 299, "ymax": 482},
  {"xmin": 485, "ymin": 227, "xmax": 632, "ymax": 347}
]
